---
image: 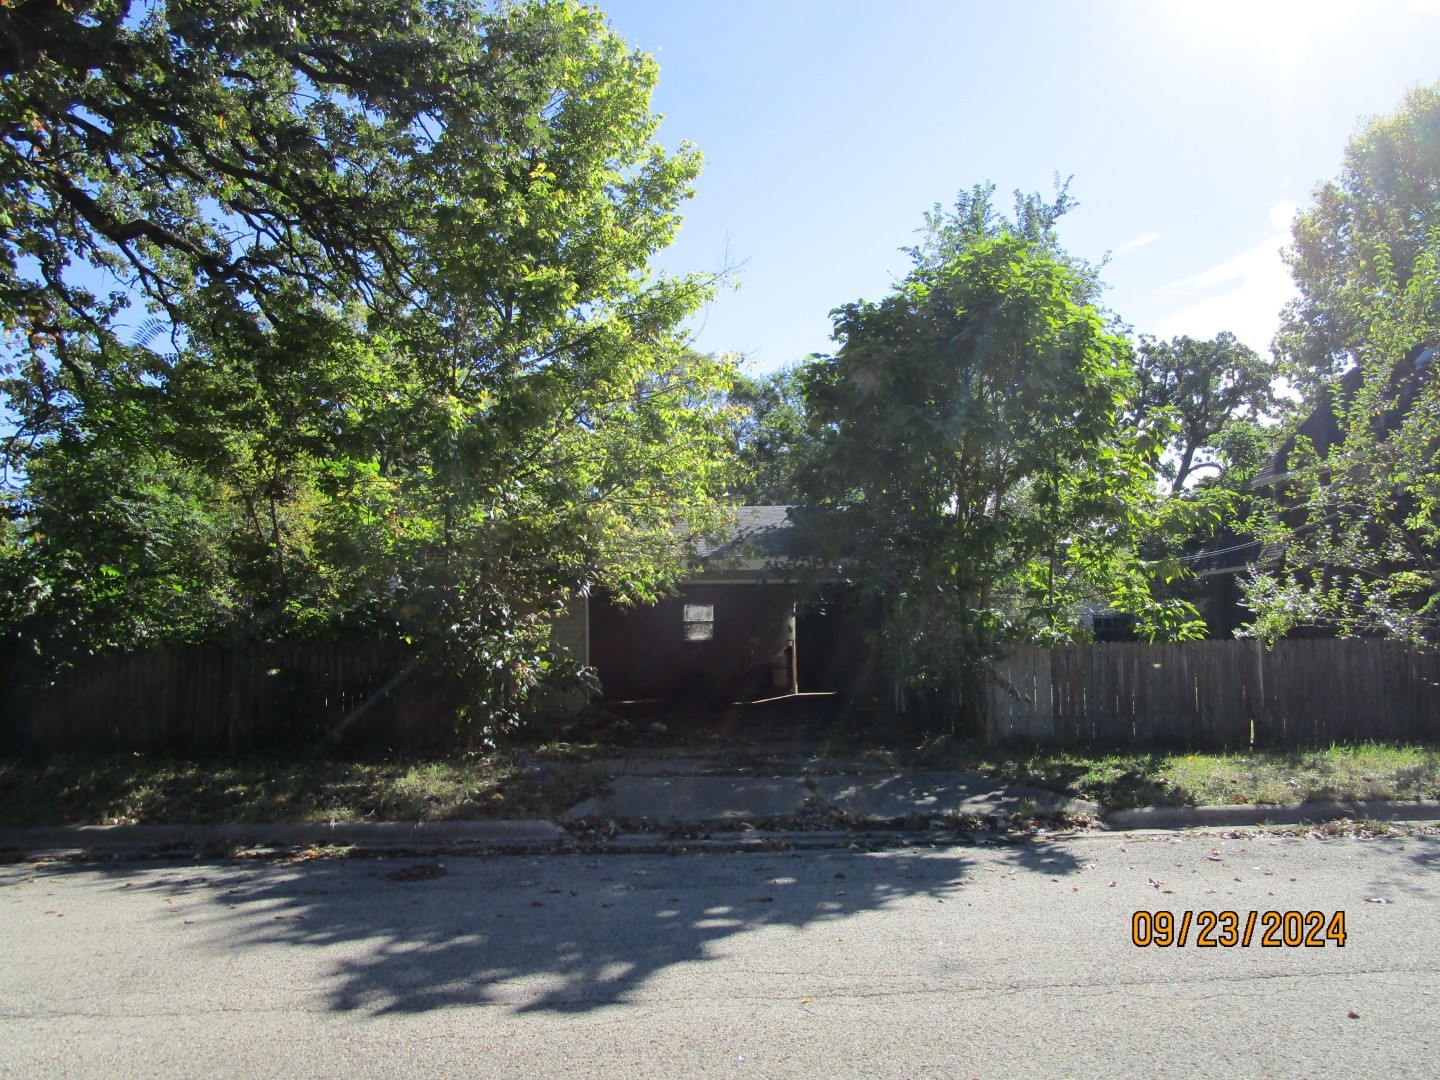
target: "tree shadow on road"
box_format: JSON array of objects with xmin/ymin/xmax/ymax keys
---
[{"xmin": 21, "ymin": 839, "xmax": 1091, "ymax": 1016}]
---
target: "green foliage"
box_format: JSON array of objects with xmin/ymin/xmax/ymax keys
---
[
  {"xmin": 727, "ymin": 363, "xmax": 811, "ymax": 504},
  {"xmin": 1124, "ymin": 334, "xmax": 1280, "ymax": 632},
  {"xmin": 1243, "ymin": 296, "xmax": 1440, "ymax": 646},
  {"xmin": 1276, "ymin": 81, "xmax": 1440, "ymax": 392},
  {"xmin": 0, "ymin": 440, "xmax": 237, "ymax": 661},
  {"xmin": 906, "ymin": 177, "xmax": 1105, "ymax": 303},
  {"xmin": 0, "ymin": 0, "xmax": 738, "ymax": 728},
  {"xmin": 1132, "ymin": 332, "xmax": 1278, "ymax": 492},
  {"xmin": 1243, "ymin": 85, "xmax": 1440, "ymax": 646},
  {"xmin": 798, "ymin": 189, "xmax": 1202, "ymax": 736}
]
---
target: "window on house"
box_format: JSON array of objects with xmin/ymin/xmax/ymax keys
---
[
  {"xmin": 1091, "ymin": 611, "xmax": 1135, "ymax": 640},
  {"xmin": 683, "ymin": 603, "xmax": 714, "ymax": 641}
]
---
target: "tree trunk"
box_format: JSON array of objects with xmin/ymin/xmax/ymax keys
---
[{"xmin": 955, "ymin": 642, "xmax": 990, "ymax": 741}]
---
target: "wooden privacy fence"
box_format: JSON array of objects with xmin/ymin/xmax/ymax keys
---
[
  {"xmin": 988, "ymin": 639, "xmax": 1440, "ymax": 750},
  {"xmin": 2, "ymin": 640, "xmax": 468, "ymax": 753}
]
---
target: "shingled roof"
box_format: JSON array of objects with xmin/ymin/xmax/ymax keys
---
[
  {"xmin": 692, "ymin": 505, "xmax": 797, "ymax": 560},
  {"xmin": 1254, "ymin": 345, "xmax": 1436, "ymax": 488}
]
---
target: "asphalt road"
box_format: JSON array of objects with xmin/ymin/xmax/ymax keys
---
[{"xmin": 2, "ymin": 831, "xmax": 1436, "ymax": 1078}]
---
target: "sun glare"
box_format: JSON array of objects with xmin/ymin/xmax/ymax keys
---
[{"xmin": 1169, "ymin": 0, "xmax": 1363, "ymax": 71}]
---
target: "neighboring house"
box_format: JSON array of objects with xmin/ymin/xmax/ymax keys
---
[
  {"xmin": 1184, "ymin": 343, "xmax": 1437, "ymax": 635},
  {"xmin": 549, "ymin": 507, "xmax": 870, "ymax": 702},
  {"xmin": 1075, "ymin": 603, "xmax": 1139, "ymax": 642}
]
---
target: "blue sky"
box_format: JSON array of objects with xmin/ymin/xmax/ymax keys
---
[{"xmin": 599, "ymin": 0, "xmax": 1440, "ymax": 374}]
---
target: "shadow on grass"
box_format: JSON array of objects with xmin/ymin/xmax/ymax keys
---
[
  {"xmin": 919, "ymin": 740, "xmax": 1440, "ymax": 810},
  {"xmin": 0, "ymin": 753, "xmax": 595, "ymax": 828},
  {"xmin": 17, "ymin": 841, "xmax": 1090, "ymax": 1016},
  {"xmin": 942, "ymin": 744, "xmax": 1187, "ymax": 810}
]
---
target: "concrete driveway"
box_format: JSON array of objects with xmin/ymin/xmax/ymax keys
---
[{"xmin": 562, "ymin": 765, "xmax": 1097, "ymax": 823}]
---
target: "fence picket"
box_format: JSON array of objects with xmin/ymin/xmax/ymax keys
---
[
  {"xmin": 16, "ymin": 640, "xmax": 413, "ymax": 753},
  {"xmin": 982, "ymin": 639, "xmax": 1439, "ymax": 750},
  {"xmin": 11, "ymin": 637, "xmax": 1440, "ymax": 754}
]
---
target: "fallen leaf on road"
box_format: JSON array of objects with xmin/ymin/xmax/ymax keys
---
[
  {"xmin": 749, "ymin": 896, "xmax": 774, "ymax": 903},
  {"xmin": 530, "ymin": 900, "xmax": 543, "ymax": 907},
  {"xmin": 801, "ymin": 998, "xmax": 813, "ymax": 1004},
  {"xmin": 383, "ymin": 864, "xmax": 447, "ymax": 883},
  {"xmin": 1348, "ymin": 1010, "xmax": 1361, "ymax": 1019},
  {"xmin": 1206, "ymin": 855, "xmax": 1223, "ymax": 862},
  {"xmin": 1108, "ymin": 882, "xmax": 1117, "ymax": 888},
  {"xmin": 1146, "ymin": 878, "xmax": 1162, "ymax": 889},
  {"xmin": 1363, "ymin": 897, "xmax": 1392, "ymax": 904}
]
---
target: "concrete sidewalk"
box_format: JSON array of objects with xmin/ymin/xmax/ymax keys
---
[{"xmin": 561, "ymin": 767, "xmax": 1099, "ymax": 823}]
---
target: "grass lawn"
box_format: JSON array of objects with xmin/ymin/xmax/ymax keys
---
[
  {"xmin": 5, "ymin": 735, "xmax": 1438, "ymax": 827},
  {"xmin": 914, "ymin": 740, "xmax": 1440, "ymax": 810},
  {"xmin": 0, "ymin": 753, "xmax": 597, "ymax": 828}
]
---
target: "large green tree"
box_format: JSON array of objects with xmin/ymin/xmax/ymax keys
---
[
  {"xmin": 0, "ymin": 0, "xmax": 738, "ymax": 720},
  {"xmin": 727, "ymin": 363, "xmax": 810, "ymax": 504},
  {"xmin": 1275, "ymin": 82, "xmax": 1440, "ymax": 393},
  {"xmin": 798, "ymin": 189, "xmax": 1200, "ymax": 736},
  {"xmin": 1243, "ymin": 85, "xmax": 1440, "ymax": 646},
  {"xmin": 1132, "ymin": 332, "xmax": 1277, "ymax": 493}
]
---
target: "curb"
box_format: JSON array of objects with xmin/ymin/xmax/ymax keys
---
[
  {"xmin": 0, "ymin": 821, "xmax": 1045, "ymax": 861},
  {"xmin": 0, "ymin": 819, "xmax": 567, "ymax": 858},
  {"xmin": 581, "ymin": 829, "xmax": 1032, "ymax": 853},
  {"xmin": 1102, "ymin": 799, "xmax": 1440, "ymax": 831},
  {"xmin": 7, "ymin": 800, "xmax": 1437, "ymax": 860}
]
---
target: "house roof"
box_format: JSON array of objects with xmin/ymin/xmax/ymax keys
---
[
  {"xmin": 1254, "ymin": 345, "xmax": 1436, "ymax": 488},
  {"xmin": 1183, "ymin": 528, "xmax": 1263, "ymax": 577},
  {"xmin": 1252, "ymin": 365, "xmax": 1359, "ymax": 487},
  {"xmin": 1199, "ymin": 343, "xmax": 1435, "ymax": 576},
  {"xmin": 1184, "ymin": 533, "xmax": 1284, "ymax": 578},
  {"xmin": 693, "ymin": 505, "xmax": 796, "ymax": 561}
]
